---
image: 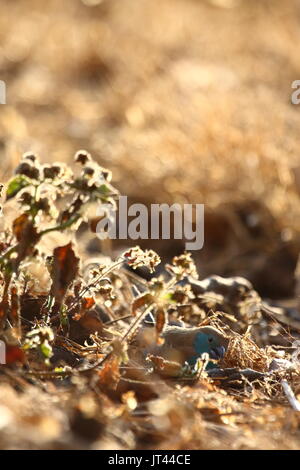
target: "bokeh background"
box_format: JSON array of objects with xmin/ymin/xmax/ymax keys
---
[{"xmin": 1, "ymin": 0, "xmax": 300, "ymax": 299}]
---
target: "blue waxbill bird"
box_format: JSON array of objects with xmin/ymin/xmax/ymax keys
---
[{"xmin": 138, "ymin": 325, "xmax": 229, "ymax": 369}]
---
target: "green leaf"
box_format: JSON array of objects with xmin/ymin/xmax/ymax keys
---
[
  {"xmin": 98, "ymin": 184, "xmax": 111, "ymax": 195},
  {"xmin": 40, "ymin": 340, "xmax": 53, "ymax": 359},
  {"xmin": 161, "ymin": 292, "xmax": 177, "ymax": 304},
  {"xmin": 6, "ymin": 175, "xmax": 31, "ymax": 200}
]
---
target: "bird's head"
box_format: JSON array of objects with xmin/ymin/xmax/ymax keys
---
[{"xmin": 191, "ymin": 326, "xmax": 229, "ymax": 369}]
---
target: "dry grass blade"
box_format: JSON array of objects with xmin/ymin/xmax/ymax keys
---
[{"xmin": 281, "ymin": 380, "xmax": 300, "ymax": 412}]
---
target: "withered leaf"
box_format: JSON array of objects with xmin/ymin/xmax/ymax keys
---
[
  {"xmin": 131, "ymin": 293, "xmax": 154, "ymax": 316},
  {"xmin": 155, "ymin": 307, "xmax": 167, "ymax": 340},
  {"xmin": 9, "ymin": 286, "xmax": 21, "ymax": 335},
  {"xmin": 148, "ymin": 355, "xmax": 183, "ymax": 378},
  {"xmin": 50, "ymin": 243, "xmax": 80, "ymax": 304},
  {"xmin": 5, "ymin": 345, "xmax": 25, "ymax": 364},
  {"xmin": 78, "ymin": 310, "xmax": 104, "ymax": 335},
  {"xmin": 98, "ymin": 356, "xmax": 121, "ymax": 390},
  {"xmin": 72, "ymin": 297, "xmax": 96, "ymax": 321},
  {"xmin": 13, "ymin": 214, "xmax": 31, "ymax": 242},
  {"xmin": 13, "ymin": 215, "xmax": 39, "ymax": 268},
  {"xmin": 81, "ymin": 297, "xmax": 95, "ymax": 311},
  {"xmin": 0, "ymin": 291, "xmax": 9, "ymax": 330}
]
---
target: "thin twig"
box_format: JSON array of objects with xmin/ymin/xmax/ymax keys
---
[
  {"xmin": 74, "ymin": 303, "xmax": 155, "ymax": 373},
  {"xmin": 63, "ymin": 258, "xmax": 125, "ymax": 317},
  {"xmin": 281, "ymin": 379, "xmax": 300, "ymax": 411},
  {"xmin": 261, "ymin": 302, "xmax": 300, "ymax": 335},
  {"xmin": 105, "ymin": 314, "xmax": 132, "ymax": 325},
  {"xmin": 39, "ymin": 214, "xmax": 81, "ymax": 237}
]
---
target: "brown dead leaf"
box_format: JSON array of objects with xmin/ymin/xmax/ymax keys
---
[
  {"xmin": 98, "ymin": 356, "xmax": 121, "ymax": 390},
  {"xmin": 155, "ymin": 307, "xmax": 166, "ymax": 342},
  {"xmin": 0, "ymin": 291, "xmax": 9, "ymax": 330},
  {"xmin": 13, "ymin": 214, "xmax": 39, "ymax": 268},
  {"xmin": 9, "ymin": 286, "xmax": 21, "ymax": 336},
  {"xmin": 5, "ymin": 345, "xmax": 25, "ymax": 365},
  {"xmin": 13, "ymin": 214, "xmax": 30, "ymax": 242},
  {"xmin": 50, "ymin": 243, "xmax": 80, "ymax": 305},
  {"xmin": 81, "ymin": 297, "xmax": 95, "ymax": 311},
  {"xmin": 148, "ymin": 355, "xmax": 183, "ymax": 378},
  {"xmin": 72, "ymin": 297, "xmax": 96, "ymax": 321},
  {"xmin": 78, "ymin": 310, "xmax": 104, "ymax": 335},
  {"xmin": 131, "ymin": 293, "xmax": 154, "ymax": 316}
]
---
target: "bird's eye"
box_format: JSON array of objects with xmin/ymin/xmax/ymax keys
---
[{"xmin": 208, "ymin": 337, "xmax": 213, "ymax": 343}]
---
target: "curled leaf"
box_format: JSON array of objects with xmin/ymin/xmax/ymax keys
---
[
  {"xmin": 50, "ymin": 243, "xmax": 80, "ymax": 305},
  {"xmin": 13, "ymin": 215, "xmax": 39, "ymax": 268},
  {"xmin": 131, "ymin": 293, "xmax": 154, "ymax": 316},
  {"xmin": 155, "ymin": 307, "xmax": 167, "ymax": 342},
  {"xmin": 13, "ymin": 214, "xmax": 31, "ymax": 242},
  {"xmin": 98, "ymin": 356, "xmax": 121, "ymax": 390}
]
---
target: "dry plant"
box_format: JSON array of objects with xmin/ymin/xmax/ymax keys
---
[{"xmin": 0, "ymin": 154, "xmax": 298, "ymax": 450}]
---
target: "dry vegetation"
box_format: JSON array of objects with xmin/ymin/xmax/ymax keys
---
[{"xmin": 0, "ymin": 0, "xmax": 300, "ymax": 450}]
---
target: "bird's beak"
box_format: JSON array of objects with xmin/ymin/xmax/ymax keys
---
[{"xmin": 209, "ymin": 346, "xmax": 226, "ymax": 360}]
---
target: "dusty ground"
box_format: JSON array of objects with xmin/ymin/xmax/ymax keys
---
[{"xmin": 0, "ymin": 0, "xmax": 300, "ymax": 450}]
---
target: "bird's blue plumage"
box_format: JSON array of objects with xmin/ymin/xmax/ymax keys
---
[{"xmin": 188, "ymin": 331, "xmax": 226, "ymax": 369}]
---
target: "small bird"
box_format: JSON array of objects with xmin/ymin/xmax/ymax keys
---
[{"xmin": 136, "ymin": 325, "xmax": 229, "ymax": 369}]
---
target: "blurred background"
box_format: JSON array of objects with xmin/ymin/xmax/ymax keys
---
[{"xmin": 1, "ymin": 0, "xmax": 300, "ymax": 299}]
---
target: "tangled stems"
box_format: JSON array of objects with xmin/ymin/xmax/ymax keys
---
[{"xmin": 0, "ymin": 213, "xmax": 81, "ymax": 266}]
